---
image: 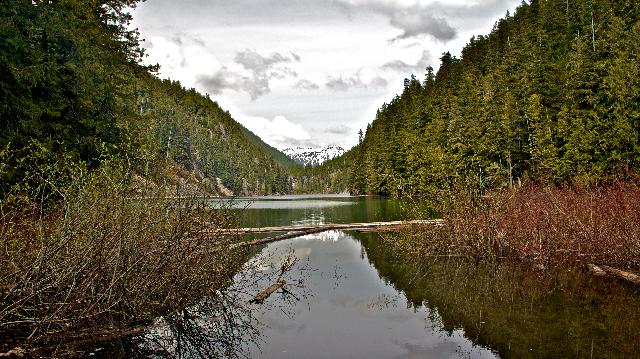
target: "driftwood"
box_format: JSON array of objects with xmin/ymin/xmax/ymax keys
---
[
  {"xmin": 588, "ymin": 264, "xmax": 640, "ymax": 285},
  {"xmin": 250, "ymin": 254, "xmax": 299, "ymax": 304},
  {"xmin": 250, "ymin": 279, "xmax": 287, "ymax": 304},
  {"xmin": 227, "ymin": 220, "xmax": 443, "ymax": 249},
  {"xmin": 587, "ymin": 263, "xmax": 607, "ymax": 276},
  {"xmin": 231, "ymin": 229, "xmax": 321, "ymax": 249},
  {"xmin": 219, "ymin": 219, "xmax": 443, "ymax": 236}
]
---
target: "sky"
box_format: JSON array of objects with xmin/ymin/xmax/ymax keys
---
[{"xmin": 131, "ymin": 0, "xmax": 521, "ymax": 151}]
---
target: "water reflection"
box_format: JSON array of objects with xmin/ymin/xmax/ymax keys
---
[
  {"xmin": 356, "ymin": 232, "xmax": 640, "ymax": 358},
  {"xmin": 131, "ymin": 294, "xmax": 261, "ymax": 358},
  {"xmin": 209, "ymin": 195, "xmax": 426, "ymax": 228},
  {"xmin": 124, "ymin": 248, "xmax": 310, "ymax": 359},
  {"xmin": 124, "ymin": 227, "xmax": 640, "ymax": 358},
  {"xmin": 241, "ymin": 232, "xmax": 498, "ymax": 359},
  {"xmin": 120, "ymin": 195, "xmax": 639, "ymax": 358}
]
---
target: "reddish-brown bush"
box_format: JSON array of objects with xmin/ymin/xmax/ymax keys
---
[
  {"xmin": 496, "ymin": 183, "xmax": 640, "ymax": 268},
  {"xmin": 395, "ymin": 183, "xmax": 640, "ymax": 270}
]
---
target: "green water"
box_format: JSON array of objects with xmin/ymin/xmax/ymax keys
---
[{"xmin": 209, "ymin": 194, "xmax": 425, "ymax": 228}]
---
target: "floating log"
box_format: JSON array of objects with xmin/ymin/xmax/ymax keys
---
[
  {"xmin": 587, "ymin": 263, "xmax": 606, "ymax": 276},
  {"xmin": 250, "ymin": 279, "xmax": 287, "ymax": 304},
  {"xmin": 599, "ymin": 265, "xmax": 640, "ymax": 285},
  {"xmin": 588, "ymin": 264, "xmax": 640, "ymax": 285},
  {"xmin": 230, "ymin": 228, "xmax": 329, "ymax": 249},
  {"xmin": 219, "ymin": 219, "xmax": 443, "ymax": 235},
  {"xmin": 225, "ymin": 220, "xmax": 444, "ymax": 249}
]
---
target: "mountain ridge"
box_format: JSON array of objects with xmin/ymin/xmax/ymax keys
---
[{"xmin": 283, "ymin": 145, "xmax": 346, "ymax": 167}]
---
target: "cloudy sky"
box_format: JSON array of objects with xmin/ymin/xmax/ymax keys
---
[{"xmin": 131, "ymin": 0, "xmax": 520, "ymax": 150}]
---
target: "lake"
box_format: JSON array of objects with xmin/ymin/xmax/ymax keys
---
[
  {"xmin": 209, "ymin": 194, "xmax": 425, "ymax": 228},
  {"xmin": 136, "ymin": 195, "xmax": 640, "ymax": 358}
]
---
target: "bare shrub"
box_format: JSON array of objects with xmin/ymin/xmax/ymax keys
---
[
  {"xmin": 391, "ymin": 183, "xmax": 640, "ymax": 270},
  {"xmin": 0, "ymin": 159, "xmax": 245, "ymax": 356},
  {"xmin": 496, "ymin": 183, "xmax": 640, "ymax": 268}
]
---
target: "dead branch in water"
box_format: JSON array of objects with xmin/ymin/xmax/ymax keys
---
[
  {"xmin": 588, "ymin": 264, "xmax": 640, "ymax": 285},
  {"xmin": 218, "ymin": 219, "xmax": 444, "ymax": 236},
  {"xmin": 250, "ymin": 279, "xmax": 287, "ymax": 304},
  {"xmin": 227, "ymin": 220, "xmax": 444, "ymax": 249},
  {"xmin": 250, "ymin": 254, "xmax": 300, "ymax": 304}
]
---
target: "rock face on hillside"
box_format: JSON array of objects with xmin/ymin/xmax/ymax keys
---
[
  {"xmin": 282, "ymin": 145, "xmax": 345, "ymax": 167},
  {"xmin": 215, "ymin": 177, "xmax": 234, "ymax": 196}
]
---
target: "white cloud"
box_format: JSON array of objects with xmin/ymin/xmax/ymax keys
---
[
  {"xmin": 197, "ymin": 49, "xmax": 299, "ymax": 100},
  {"xmin": 234, "ymin": 49, "xmax": 292, "ymax": 72},
  {"xmin": 144, "ymin": 36, "xmax": 221, "ymax": 88},
  {"xmin": 238, "ymin": 115, "xmax": 315, "ymax": 149},
  {"xmin": 133, "ymin": 0, "xmax": 521, "ymax": 150},
  {"xmin": 198, "ymin": 67, "xmax": 269, "ymax": 100},
  {"xmin": 326, "ymin": 68, "xmax": 388, "ymax": 91},
  {"xmin": 294, "ymin": 79, "xmax": 320, "ymax": 90},
  {"xmin": 382, "ymin": 50, "xmax": 431, "ymax": 74}
]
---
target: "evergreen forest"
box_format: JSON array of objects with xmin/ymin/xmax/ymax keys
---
[
  {"xmin": 311, "ymin": 0, "xmax": 640, "ymax": 196},
  {"xmin": 4, "ymin": 0, "xmax": 638, "ymax": 199},
  {"xmin": 2, "ymin": 0, "xmax": 640, "ymax": 355},
  {"xmin": 1, "ymin": 0, "xmax": 298, "ymax": 198}
]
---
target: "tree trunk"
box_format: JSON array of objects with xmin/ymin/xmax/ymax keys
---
[
  {"xmin": 588, "ymin": 264, "xmax": 640, "ymax": 285},
  {"xmin": 250, "ymin": 279, "xmax": 287, "ymax": 304}
]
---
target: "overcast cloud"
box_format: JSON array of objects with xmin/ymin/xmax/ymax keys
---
[
  {"xmin": 132, "ymin": 0, "xmax": 520, "ymax": 149},
  {"xmin": 332, "ymin": 0, "xmax": 457, "ymax": 41},
  {"xmin": 325, "ymin": 124, "xmax": 352, "ymax": 135},
  {"xmin": 382, "ymin": 50, "xmax": 432, "ymax": 74},
  {"xmin": 294, "ymin": 79, "xmax": 321, "ymax": 91},
  {"xmin": 197, "ymin": 49, "xmax": 299, "ymax": 100},
  {"xmin": 326, "ymin": 68, "xmax": 388, "ymax": 92}
]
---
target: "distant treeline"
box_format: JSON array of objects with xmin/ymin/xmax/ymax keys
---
[
  {"xmin": 312, "ymin": 0, "xmax": 640, "ymax": 196},
  {"xmin": 1, "ymin": 0, "xmax": 298, "ymax": 197}
]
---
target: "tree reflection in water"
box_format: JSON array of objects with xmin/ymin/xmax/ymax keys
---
[
  {"xmin": 125, "ymin": 247, "xmax": 312, "ymax": 358},
  {"xmin": 356, "ymin": 231, "xmax": 640, "ymax": 358}
]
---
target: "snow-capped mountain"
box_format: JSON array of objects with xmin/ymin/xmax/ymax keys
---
[{"xmin": 282, "ymin": 145, "xmax": 346, "ymax": 167}]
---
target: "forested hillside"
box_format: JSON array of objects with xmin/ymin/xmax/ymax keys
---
[
  {"xmin": 314, "ymin": 0, "xmax": 640, "ymax": 196},
  {"xmin": 0, "ymin": 0, "xmax": 296, "ymax": 197}
]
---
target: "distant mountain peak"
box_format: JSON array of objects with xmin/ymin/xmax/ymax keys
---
[{"xmin": 282, "ymin": 145, "xmax": 345, "ymax": 167}]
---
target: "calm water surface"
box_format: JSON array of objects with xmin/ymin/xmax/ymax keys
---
[
  {"xmin": 210, "ymin": 194, "xmax": 423, "ymax": 228},
  {"xmin": 135, "ymin": 195, "xmax": 640, "ymax": 358},
  {"xmin": 239, "ymin": 233, "xmax": 497, "ymax": 359},
  {"xmin": 226, "ymin": 195, "xmax": 495, "ymax": 358},
  {"xmin": 229, "ymin": 195, "xmax": 640, "ymax": 359}
]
